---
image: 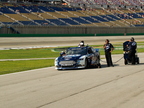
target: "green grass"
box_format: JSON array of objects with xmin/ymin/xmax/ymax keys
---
[
  {"xmin": 0, "ymin": 59, "xmax": 54, "ymax": 75},
  {"xmin": 0, "ymin": 48, "xmax": 59, "ymax": 59}
]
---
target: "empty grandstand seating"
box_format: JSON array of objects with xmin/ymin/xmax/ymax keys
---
[
  {"xmin": 0, "ymin": 14, "xmax": 14, "ymax": 22},
  {"xmin": 34, "ymin": 20, "xmax": 52, "ymax": 25},
  {"xmin": 48, "ymin": 19, "xmax": 68, "ymax": 25},
  {"xmin": 64, "ymin": 0, "xmax": 144, "ymax": 6},
  {"xmin": 0, "ymin": 2, "xmax": 144, "ymax": 27},
  {"xmin": 19, "ymin": 21, "xmax": 37, "ymax": 25},
  {"xmin": 9, "ymin": 6, "xmax": 29, "ymax": 13},
  {"xmin": 0, "ymin": 7, "xmax": 15, "ymax": 14},
  {"xmin": 38, "ymin": 6, "xmax": 54, "ymax": 12}
]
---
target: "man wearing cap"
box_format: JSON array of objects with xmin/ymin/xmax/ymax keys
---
[
  {"xmin": 128, "ymin": 37, "xmax": 137, "ymax": 64},
  {"xmin": 103, "ymin": 39, "xmax": 114, "ymax": 67}
]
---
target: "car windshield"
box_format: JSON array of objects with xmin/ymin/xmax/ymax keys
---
[{"xmin": 66, "ymin": 47, "xmax": 87, "ymax": 55}]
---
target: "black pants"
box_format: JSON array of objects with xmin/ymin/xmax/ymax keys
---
[
  {"xmin": 105, "ymin": 51, "xmax": 113, "ymax": 67},
  {"xmin": 128, "ymin": 50, "xmax": 136, "ymax": 64}
]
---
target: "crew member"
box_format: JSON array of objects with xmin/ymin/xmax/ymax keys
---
[
  {"xmin": 128, "ymin": 37, "xmax": 137, "ymax": 64},
  {"xmin": 103, "ymin": 39, "xmax": 114, "ymax": 67},
  {"xmin": 78, "ymin": 41, "xmax": 85, "ymax": 47}
]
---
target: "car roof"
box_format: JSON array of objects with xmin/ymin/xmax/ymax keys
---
[{"xmin": 68, "ymin": 46, "xmax": 91, "ymax": 50}]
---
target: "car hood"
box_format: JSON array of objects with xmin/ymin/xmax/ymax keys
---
[{"xmin": 58, "ymin": 54, "xmax": 83, "ymax": 61}]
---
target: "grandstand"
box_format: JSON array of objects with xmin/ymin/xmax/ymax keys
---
[{"xmin": 0, "ymin": 0, "xmax": 144, "ymax": 34}]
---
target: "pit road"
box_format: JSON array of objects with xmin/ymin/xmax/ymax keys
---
[{"xmin": 0, "ymin": 36, "xmax": 144, "ymax": 108}]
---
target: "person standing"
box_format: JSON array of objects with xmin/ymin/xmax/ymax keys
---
[
  {"xmin": 128, "ymin": 37, "xmax": 137, "ymax": 64},
  {"xmin": 103, "ymin": 39, "xmax": 114, "ymax": 67}
]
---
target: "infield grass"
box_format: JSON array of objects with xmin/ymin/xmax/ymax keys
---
[
  {"xmin": 0, "ymin": 48, "xmax": 59, "ymax": 59},
  {"xmin": 0, "ymin": 59, "xmax": 54, "ymax": 75}
]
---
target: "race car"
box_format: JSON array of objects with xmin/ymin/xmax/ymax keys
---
[{"xmin": 55, "ymin": 46, "xmax": 101, "ymax": 70}]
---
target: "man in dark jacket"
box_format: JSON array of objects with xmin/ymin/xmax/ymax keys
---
[
  {"xmin": 128, "ymin": 37, "xmax": 137, "ymax": 64},
  {"xmin": 103, "ymin": 39, "xmax": 114, "ymax": 67}
]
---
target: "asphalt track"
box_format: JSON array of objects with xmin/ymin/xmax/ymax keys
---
[
  {"xmin": 0, "ymin": 35, "xmax": 144, "ymax": 49},
  {"xmin": 0, "ymin": 36, "xmax": 144, "ymax": 108}
]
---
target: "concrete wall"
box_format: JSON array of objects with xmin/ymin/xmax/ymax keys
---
[{"xmin": 1, "ymin": 26, "xmax": 144, "ymax": 34}]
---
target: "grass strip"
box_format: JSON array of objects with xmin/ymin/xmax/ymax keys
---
[
  {"xmin": 0, "ymin": 42, "xmax": 143, "ymax": 59},
  {"xmin": 0, "ymin": 59, "xmax": 54, "ymax": 75},
  {"xmin": 0, "ymin": 48, "xmax": 59, "ymax": 59}
]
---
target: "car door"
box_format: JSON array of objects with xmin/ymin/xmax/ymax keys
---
[{"xmin": 87, "ymin": 47, "xmax": 96, "ymax": 65}]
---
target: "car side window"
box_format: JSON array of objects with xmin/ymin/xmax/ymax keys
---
[{"xmin": 88, "ymin": 48, "xmax": 93, "ymax": 54}]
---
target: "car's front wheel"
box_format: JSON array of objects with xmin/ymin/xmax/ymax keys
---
[{"xmin": 84, "ymin": 58, "xmax": 88, "ymax": 68}]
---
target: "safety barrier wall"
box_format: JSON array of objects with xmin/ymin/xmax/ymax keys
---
[
  {"xmin": 0, "ymin": 26, "xmax": 144, "ymax": 36},
  {"xmin": 1, "ymin": 33, "xmax": 144, "ymax": 37}
]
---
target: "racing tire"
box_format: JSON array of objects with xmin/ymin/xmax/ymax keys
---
[
  {"xmin": 57, "ymin": 69, "xmax": 63, "ymax": 71},
  {"xmin": 94, "ymin": 65, "xmax": 98, "ymax": 68},
  {"xmin": 84, "ymin": 58, "xmax": 88, "ymax": 68},
  {"xmin": 98, "ymin": 63, "xmax": 101, "ymax": 68}
]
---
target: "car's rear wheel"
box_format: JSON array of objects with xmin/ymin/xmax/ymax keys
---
[
  {"xmin": 94, "ymin": 63, "xmax": 101, "ymax": 68},
  {"xmin": 98, "ymin": 63, "xmax": 101, "ymax": 68}
]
